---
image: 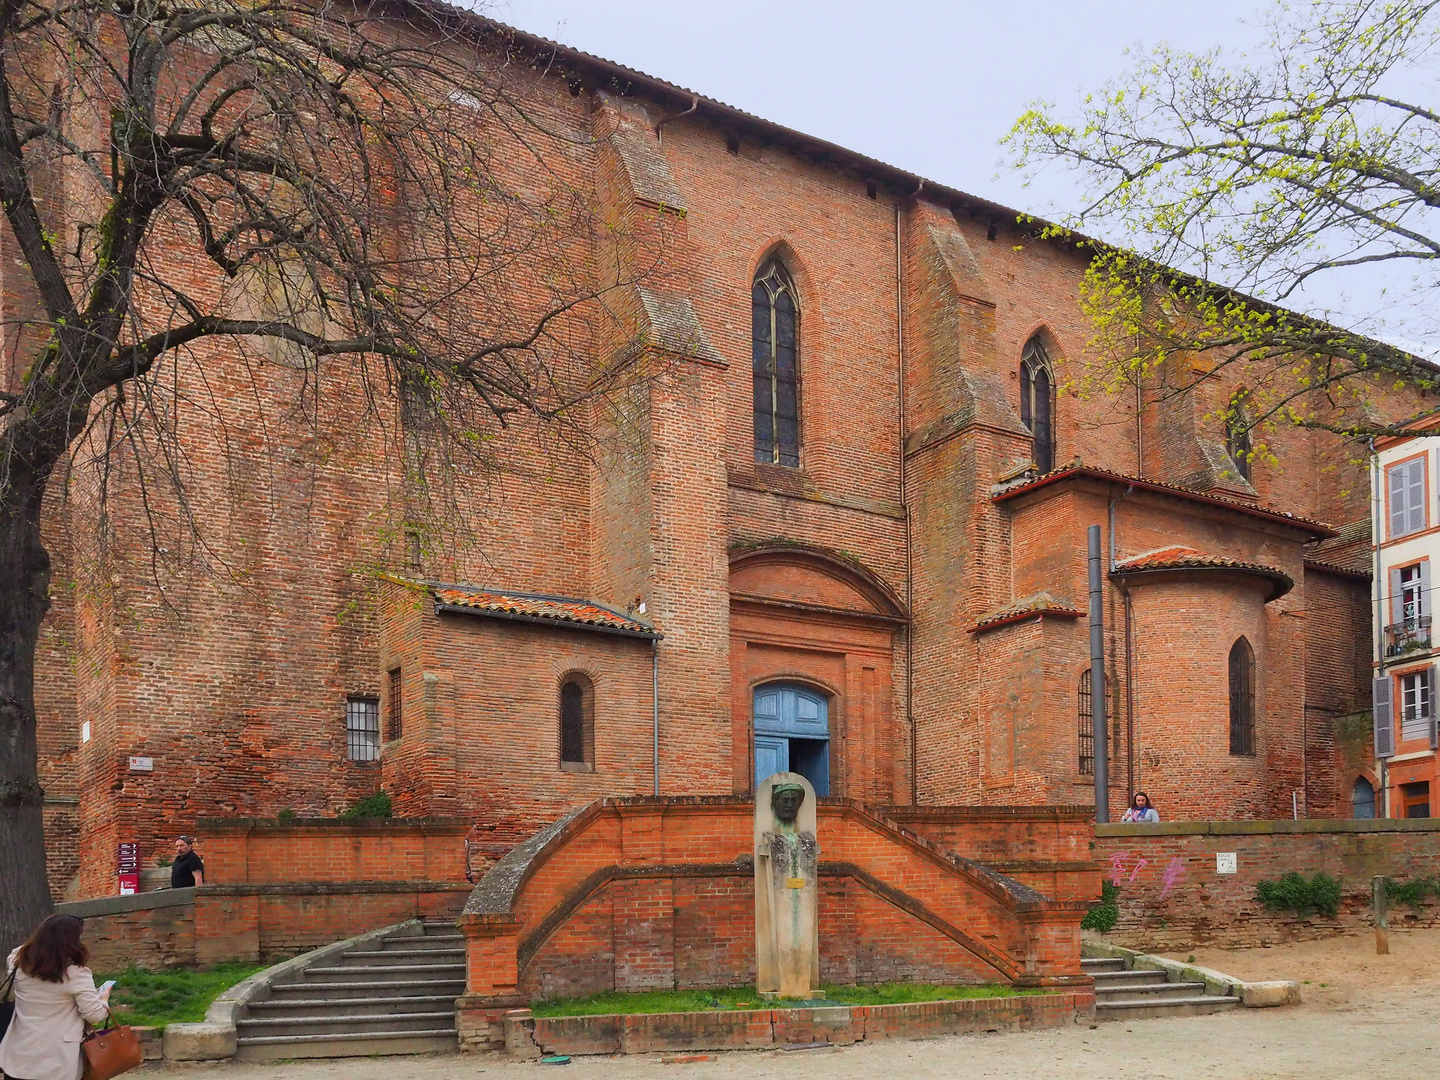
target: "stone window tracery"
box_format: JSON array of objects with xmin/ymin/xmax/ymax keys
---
[
  {"xmin": 752, "ymin": 258, "xmax": 800, "ymax": 467},
  {"xmin": 1228, "ymin": 637, "xmax": 1256, "ymax": 756},
  {"xmin": 1020, "ymin": 337, "xmax": 1055, "ymax": 473},
  {"xmin": 1226, "ymin": 390, "xmax": 1253, "ymax": 481}
]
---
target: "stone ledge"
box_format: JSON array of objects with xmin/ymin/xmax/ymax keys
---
[
  {"xmin": 1096, "ymin": 818, "xmax": 1440, "ymax": 837},
  {"xmin": 495, "ymin": 992, "xmax": 1094, "ymax": 1056}
]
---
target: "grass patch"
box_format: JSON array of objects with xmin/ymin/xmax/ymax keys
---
[
  {"xmin": 530, "ymin": 983, "xmax": 1025, "ymax": 1017},
  {"xmin": 99, "ymin": 963, "xmax": 264, "ymax": 1030}
]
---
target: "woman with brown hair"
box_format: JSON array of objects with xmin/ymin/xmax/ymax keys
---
[{"xmin": 0, "ymin": 915, "xmax": 110, "ymax": 1080}]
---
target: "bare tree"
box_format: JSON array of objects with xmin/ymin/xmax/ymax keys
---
[
  {"xmin": 1006, "ymin": 0, "xmax": 1440, "ymax": 442},
  {"xmin": 0, "ymin": 0, "xmax": 654, "ymax": 946}
]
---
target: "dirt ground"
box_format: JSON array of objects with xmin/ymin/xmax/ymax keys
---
[{"xmin": 152, "ymin": 930, "xmax": 1440, "ymax": 1080}]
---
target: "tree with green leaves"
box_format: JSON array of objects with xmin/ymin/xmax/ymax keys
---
[
  {"xmin": 0, "ymin": 0, "xmax": 651, "ymax": 949},
  {"xmin": 1007, "ymin": 0, "xmax": 1440, "ymax": 442}
]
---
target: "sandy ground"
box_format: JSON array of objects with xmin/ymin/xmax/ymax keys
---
[{"xmin": 149, "ymin": 930, "xmax": 1440, "ymax": 1080}]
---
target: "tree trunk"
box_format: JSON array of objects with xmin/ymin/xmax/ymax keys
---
[{"xmin": 0, "ymin": 473, "xmax": 56, "ymax": 952}]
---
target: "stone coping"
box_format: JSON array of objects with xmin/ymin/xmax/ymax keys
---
[
  {"xmin": 1081, "ymin": 940, "xmax": 1300, "ymax": 1007},
  {"xmin": 881, "ymin": 805, "xmax": 1095, "ymax": 822},
  {"xmin": 198, "ymin": 817, "xmax": 471, "ymax": 831},
  {"xmin": 1096, "ymin": 818, "xmax": 1440, "ymax": 837},
  {"xmin": 500, "ymin": 990, "xmax": 1094, "ymax": 1056},
  {"xmin": 58, "ymin": 881, "xmax": 468, "ymax": 918},
  {"xmin": 162, "ymin": 919, "xmax": 422, "ymax": 1061}
]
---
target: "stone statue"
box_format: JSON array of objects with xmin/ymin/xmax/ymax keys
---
[{"xmin": 754, "ymin": 772, "xmax": 819, "ymax": 999}]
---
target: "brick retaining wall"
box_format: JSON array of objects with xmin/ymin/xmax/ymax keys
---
[
  {"xmin": 1093, "ymin": 819, "xmax": 1440, "ymax": 949},
  {"xmin": 59, "ymin": 882, "xmax": 468, "ymax": 969}
]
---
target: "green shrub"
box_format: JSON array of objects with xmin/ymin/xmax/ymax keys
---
[
  {"xmin": 1081, "ymin": 879, "xmax": 1120, "ymax": 933},
  {"xmin": 1384, "ymin": 876, "xmax": 1440, "ymax": 907},
  {"xmin": 339, "ymin": 790, "xmax": 392, "ymax": 820},
  {"xmin": 276, "ymin": 808, "xmax": 297, "ymax": 821},
  {"xmin": 1255, "ymin": 872, "xmax": 1341, "ymax": 918}
]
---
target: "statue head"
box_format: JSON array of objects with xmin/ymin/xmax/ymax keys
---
[{"xmin": 771, "ymin": 782, "xmax": 806, "ymax": 824}]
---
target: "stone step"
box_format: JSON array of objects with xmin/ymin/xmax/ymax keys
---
[
  {"xmin": 303, "ymin": 963, "xmax": 465, "ymax": 983},
  {"xmin": 1081, "ymin": 957, "xmax": 1127, "ymax": 972},
  {"xmin": 270, "ymin": 978, "xmax": 465, "ymax": 998},
  {"xmin": 341, "ymin": 948, "xmax": 465, "ymax": 966},
  {"xmin": 247, "ymin": 995, "xmax": 459, "ymax": 1019},
  {"xmin": 1096, "ymin": 996, "xmax": 1241, "ymax": 1020},
  {"xmin": 1090, "ymin": 970, "xmax": 1171, "ymax": 988},
  {"xmin": 378, "ymin": 935, "xmax": 465, "ymax": 951},
  {"xmin": 237, "ymin": 1011, "xmax": 456, "ymax": 1038},
  {"xmin": 1095, "ymin": 981, "xmax": 1211, "ymax": 1002},
  {"xmin": 235, "ymin": 1030, "xmax": 457, "ymax": 1062}
]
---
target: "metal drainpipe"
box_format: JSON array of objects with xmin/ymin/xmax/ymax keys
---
[
  {"xmin": 1088, "ymin": 525, "xmax": 1110, "ymax": 822},
  {"xmin": 652, "ymin": 638, "xmax": 660, "ymax": 796},
  {"xmin": 1371, "ymin": 438, "xmax": 1388, "ymax": 817},
  {"xmin": 896, "ymin": 201, "xmax": 916, "ymax": 805}
]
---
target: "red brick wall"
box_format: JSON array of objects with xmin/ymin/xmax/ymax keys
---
[
  {"xmin": 198, "ymin": 818, "xmax": 472, "ymax": 885},
  {"xmin": 1093, "ymin": 820, "xmax": 1440, "ymax": 949}
]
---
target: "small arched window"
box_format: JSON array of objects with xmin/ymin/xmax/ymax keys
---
[
  {"xmin": 1228, "ymin": 637, "xmax": 1256, "ymax": 756},
  {"xmin": 1352, "ymin": 776, "xmax": 1377, "ymax": 819},
  {"xmin": 752, "ymin": 258, "xmax": 800, "ymax": 468},
  {"xmin": 1020, "ymin": 337, "xmax": 1055, "ymax": 473},
  {"xmin": 559, "ymin": 674, "xmax": 595, "ymax": 770},
  {"xmin": 1226, "ymin": 391, "xmax": 1252, "ymax": 481}
]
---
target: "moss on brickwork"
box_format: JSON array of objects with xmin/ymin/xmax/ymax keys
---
[{"xmin": 531, "ymin": 982, "xmax": 1025, "ymax": 1017}]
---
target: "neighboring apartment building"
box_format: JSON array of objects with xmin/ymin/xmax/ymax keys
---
[{"xmin": 1372, "ymin": 419, "xmax": 1440, "ymax": 818}]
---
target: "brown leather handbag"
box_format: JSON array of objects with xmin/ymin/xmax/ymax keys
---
[{"xmin": 80, "ymin": 1013, "xmax": 143, "ymax": 1080}]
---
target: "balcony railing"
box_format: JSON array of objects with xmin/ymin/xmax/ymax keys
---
[{"xmin": 1386, "ymin": 616, "xmax": 1433, "ymax": 657}]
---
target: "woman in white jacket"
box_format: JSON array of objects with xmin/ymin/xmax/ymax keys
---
[{"xmin": 0, "ymin": 915, "xmax": 111, "ymax": 1080}]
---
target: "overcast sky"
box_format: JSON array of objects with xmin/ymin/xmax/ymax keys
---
[{"xmin": 491, "ymin": 0, "xmax": 1423, "ymax": 349}]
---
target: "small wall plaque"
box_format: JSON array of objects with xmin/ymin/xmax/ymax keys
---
[
  {"xmin": 81, "ymin": 721, "xmax": 91, "ymax": 743},
  {"xmin": 1216, "ymin": 852, "xmax": 1238, "ymax": 875},
  {"xmin": 128, "ymin": 756, "xmax": 154, "ymax": 772}
]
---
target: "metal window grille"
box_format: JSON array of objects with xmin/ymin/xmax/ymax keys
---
[
  {"xmin": 560, "ymin": 681, "xmax": 586, "ymax": 764},
  {"xmin": 346, "ymin": 696, "xmax": 380, "ymax": 762},
  {"xmin": 387, "ymin": 668, "xmax": 403, "ymax": 741},
  {"xmin": 1228, "ymin": 638, "xmax": 1256, "ymax": 756},
  {"xmin": 1078, "ymin": 669, "xmax": 1095, "ymax": 776}
]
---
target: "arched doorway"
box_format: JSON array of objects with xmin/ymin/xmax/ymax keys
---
[{"xmin": 753, "ymin": 683, "xmax": 830, "ymax": 795}]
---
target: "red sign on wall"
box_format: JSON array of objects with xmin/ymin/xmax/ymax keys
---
[{"xmin": 117, "ymin": 842, "xmax": 139, "ymax": 894}]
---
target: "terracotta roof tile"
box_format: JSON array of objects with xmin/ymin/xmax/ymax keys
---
[
  {"xmin": 991, "ymin": 464, "xmax": 1336, "ymax": 538},
  {"xmin": 430, "ymin": 583, "xmax": 659, "ymax": 639},
  {"xmin": 1112, "ymin": 546, "xmax": 1294, "ymax": 600},
  {"xmin": 970, "ymin": 592, "xmax": 1084, "ymax": 634}
]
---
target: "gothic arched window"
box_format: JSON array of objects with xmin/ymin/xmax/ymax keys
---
[
  {"xmin": 1226, "ymin": 391, "xmax": 1252, "ymax": 481},
  {"xmin": 752, "ymin": 258, "xmax": 800, "ymax": 467},
  {"xmin": 1228, "ymin": 637, "xmax": 1256, "ymax": 756},
  {"xmin": 1020, "ymin": 337, "xmax": 1055, "ymax": 473},
  {"xmin": 559, "ymin": 674, "xmax": 595, "ymax": 770}
]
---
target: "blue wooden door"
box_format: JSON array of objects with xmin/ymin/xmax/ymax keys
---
[
  {"xmin": 754, "ymin": 735, "xmax": 789, "ymax": 789},
  {"xmin": 753, "ymin": 685, "xmax": 829, "ymax": 738}
]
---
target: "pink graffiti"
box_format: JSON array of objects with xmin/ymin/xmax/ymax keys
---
[
  {"xmin": 1127, "ymin": 857, "xmax": 1149, "ymax": 883},
  {"xmin": 1160, "ymin": 857, "xmax": 1188, "ymax": 899},
  {"xmin": 1108, "ymin": 851, "xmax": 1130, "ymax": 885}
]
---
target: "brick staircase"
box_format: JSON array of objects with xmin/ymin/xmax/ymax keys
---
[
  {"xmin": 235, "ymin": 922, "xmax": 464, "ymax": 1060},
  {"xmin": 1083, "ymin": 956, "xmax": 1240, "ymax": 1020}
]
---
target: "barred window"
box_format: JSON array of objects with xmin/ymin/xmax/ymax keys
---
[
  {"xmin": 1078, "ymin": 669, "xmax": 1095, "ymax": 776},
  {"xmin": 386, "ymin": 667, "xmax": 403, "ymax": 741},
  {"xmin": 752, "ymin": 258, "xmax": 800, "ymax": 468},
  {"xmin": 1228, "ymin": 638, "xmax": 1256, "ymax": 756},
  {"xmin": 346, "ymin": 696, "xmax": 380, "ymax": 762},
  {"xmin": 1020, "ymin": 337, "xmax": 1054, "ymax": 473}
]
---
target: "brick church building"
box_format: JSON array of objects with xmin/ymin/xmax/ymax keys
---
[{"xmin": 22, "ymin": 13, "xmax": 1387, "ymax": 899}]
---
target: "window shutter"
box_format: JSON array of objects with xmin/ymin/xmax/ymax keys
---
[
  {"xmin": 1374, "ymin": 676, "xmax": 1395, "ymax": 759},
  {"xmin": 1429, "ymin": 666, "xmax": 1438, "ymax": 751},
  {"xmin": 1409, "ymin": 457, "xmax": 1428, "ymax": 534},
  {"xmin": 1422, "ymin": 561, "xmax": 1433, "ymax": 619},
  {"xmin": 1391, "ymin": 566, "xmax": 1405, "ymax": 624},
  {"xmin": 1390, "ymin": 464, "xmax": 1409, "ymax": 538}
]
